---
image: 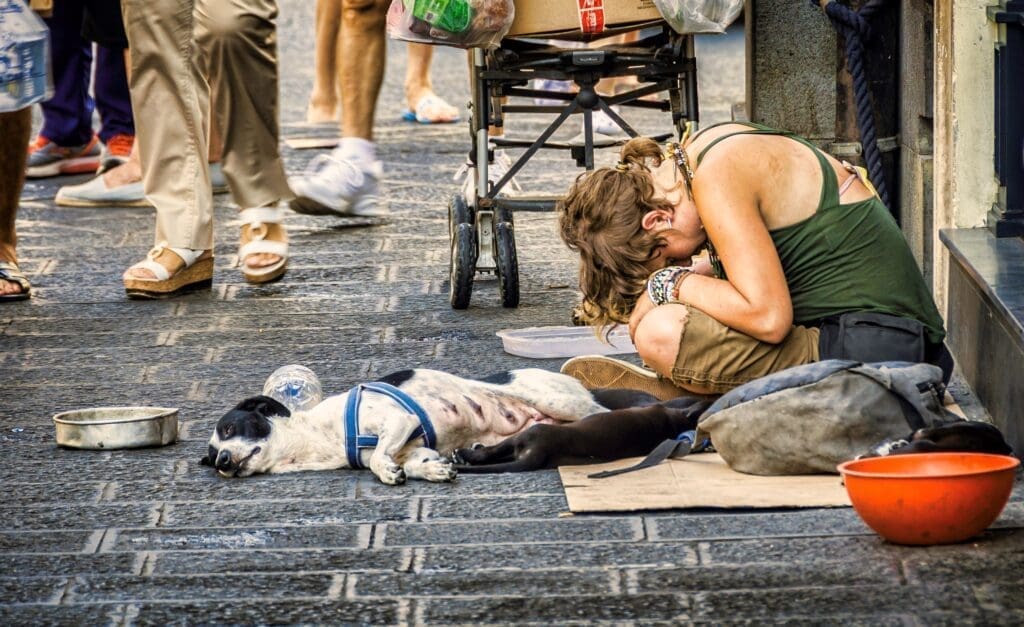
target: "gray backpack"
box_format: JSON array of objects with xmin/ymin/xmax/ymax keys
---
[
  {"xmin": 591, "ymin": 360, "xmax": 960, "ymax": 478},
  {"xmin": 694, "ymin": 360, "xmax": 959, "ymax": 475}
]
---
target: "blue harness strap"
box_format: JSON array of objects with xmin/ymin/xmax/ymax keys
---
[{"xmin": 343, "ymin": 382, "xmax": 437, "ymax": 469}]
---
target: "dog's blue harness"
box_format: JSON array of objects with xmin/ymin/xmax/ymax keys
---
[{"xmin": 343, "ymin": 382, "xmax": 437, "ymax": 469}]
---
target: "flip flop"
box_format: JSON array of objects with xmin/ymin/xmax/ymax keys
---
[
  {"xmin": 401, "ymin": 93, "xmax": 461, "ymax": 124},
  {"xmin": 0, "ymin": 261, "xmax": 31, "ymax": 302}
]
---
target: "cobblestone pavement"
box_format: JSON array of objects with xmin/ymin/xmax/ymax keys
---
[{"xmin": 2, "ymin": 3, "xmax": 1023, "ymax": 624}]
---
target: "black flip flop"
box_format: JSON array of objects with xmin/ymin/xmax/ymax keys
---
[{"xmin": 0, "ymin": 261, "xmax": 31, "ymax": 302}]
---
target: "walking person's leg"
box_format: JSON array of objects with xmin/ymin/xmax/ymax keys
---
[
  {"xmin": 92, "ymin": 44, "xmax": 135, "ymax": 168},
  {"xmin": 289, "ymin": 0, "xmax": 389, "ymax": 217},
  {"xmin": 83, "ymin": 0, "xmax": 135, "ymax": 169},
  {"xmin": 120, "ymin": 0, "xmax": 215, "ymax": 298},
  {"xmin": 0, "ymin": 108, "xmax": 33, "ymax": 300},
  {"xmin": 195, "ymin": 0, "xmax": 292, "ymax": 283},
  {"xmin": 306, "ymin": 0, "xmax": 342, "ymax": 124},
  {"xmin": 28, "ymin": 0, "xmax": 101, "ymax": 178},
  {"xmin": 402, "ymin": 42, "xmax": 459, "ymax": 124}
]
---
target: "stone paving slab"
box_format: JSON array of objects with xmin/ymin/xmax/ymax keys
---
[{"xmin": 3, "ymin": 2, "xmax": 1023, "ymax": 624}]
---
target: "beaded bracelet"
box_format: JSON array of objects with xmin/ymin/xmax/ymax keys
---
[{"xmin": 647, "ymin": 266, "xmax": 693, "ymax": 306}]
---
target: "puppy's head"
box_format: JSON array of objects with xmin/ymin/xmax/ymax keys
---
[
  {"xmin": 863, "ymin": 420, "xmax": 1014, "ymax": 459},
  {"xmin": 905, "ymin": 421, "xmax": 1014, "ymax": 456},
  {"xmin": 200, "ymin": 396, "xmax": 290, "ymax": 478}
]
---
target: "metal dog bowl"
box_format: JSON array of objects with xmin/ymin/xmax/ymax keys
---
[{"xmin": 53, "ymin": 406, "xmax": 179, "ymax": 449}]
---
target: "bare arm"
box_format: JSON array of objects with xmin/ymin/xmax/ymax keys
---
[{"xmin": 673, "ymin": 151, "xmax": 794, "ymax": 343}]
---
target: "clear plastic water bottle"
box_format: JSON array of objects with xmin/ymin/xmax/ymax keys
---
[
  {"xmin": 262, "ymin": 365, "xmax": 324, "ymax": 414},
  {"xmin": 0, "ymin": 1, "xmax": 52, "ymax": 112}
]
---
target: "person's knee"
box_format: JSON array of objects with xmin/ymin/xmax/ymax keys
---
[
  {"xmin": 341, "ymin": 0, "xmax": 389, "ymax": 29},
  {"xmin": 196, "ymin": 5, "xmax": 267, "ymax": 51},
  {"xmin": 634, "ymin": 305, "xmax": 688, "ymax": 376}
]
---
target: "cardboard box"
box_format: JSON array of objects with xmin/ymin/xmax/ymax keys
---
[{"xmin": 507, "ymin": 0, "xmax": 664, "ymax": 39}]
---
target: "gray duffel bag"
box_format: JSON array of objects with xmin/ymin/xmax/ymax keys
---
[{"xmin": 694, "ymin": 359, "xmax": 959, "ymax": 475}]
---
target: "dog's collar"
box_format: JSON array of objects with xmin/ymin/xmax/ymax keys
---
[{"xmin": 343, "ymin": 382, "xmax": 437, "ymax": 469}]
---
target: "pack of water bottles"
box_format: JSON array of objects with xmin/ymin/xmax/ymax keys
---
[
  {"xmin": 0, "ymin": 0, "xmax": 51, "ymax": 112},
  {"xmin": 386, "ymin": 0, "xmax": 514, "ymax": 49}
]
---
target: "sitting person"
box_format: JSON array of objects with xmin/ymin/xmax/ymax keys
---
[{"xmin": 558, "ymin": 122, "xmax": 950, "ymax": 398}]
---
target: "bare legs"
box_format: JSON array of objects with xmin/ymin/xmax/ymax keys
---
[
  {"xmin": 0, "ymin": 108, "xmax": 31, "ymax": 297},
  {"xmin": 306, "ymin": 2, "xmax": 456, "ymax": 126},
  {"xmin": 307, "ymin": 0, "xmax": 342, "ymax": 123}
]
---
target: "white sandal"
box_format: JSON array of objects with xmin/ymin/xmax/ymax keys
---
[
  {"xmin": 238, "ymin": 206, "xmax": 289, "ymax": 284},
  {"xmin": 123, "ymin": 242, "xmax": 214, "ymax": 299}
]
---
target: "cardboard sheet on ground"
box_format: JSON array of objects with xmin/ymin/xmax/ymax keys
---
[{"xmin": 559, "ymin": 453, "xmax": 852, "ymax": 512}]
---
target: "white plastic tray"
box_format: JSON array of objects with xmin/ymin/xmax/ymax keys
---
[{"xmin": 496, "ymin": 325, "xmax": 637, "ymax": 359}]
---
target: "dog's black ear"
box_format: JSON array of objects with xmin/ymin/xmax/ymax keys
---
[{"xmin": 233, "ymin": 395, "xmax": 291, "ymax": 418}]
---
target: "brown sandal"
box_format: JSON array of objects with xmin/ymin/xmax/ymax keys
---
[{"xmin": 123, "ymin": 242, "xmax": 214, "ymax": 299}]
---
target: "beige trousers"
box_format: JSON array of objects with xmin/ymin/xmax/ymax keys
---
[{"xmin": 121, "ymin": 0, "xmax": 291, "ymax": 250}]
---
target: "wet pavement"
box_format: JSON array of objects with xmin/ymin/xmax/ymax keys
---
[{"xmin": 2, "ymin": 2, "xmax": 1023, "ymax": 624}]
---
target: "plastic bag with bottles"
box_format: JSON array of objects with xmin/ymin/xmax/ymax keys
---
[
  {"xmin": 386, "ymin": 0, "xmax": 514, "ymax": 50},
  {"xmin": 0, "ymin": 0, "xmax": 51, "ymax": 112},
  {"xmin": 653, "ymin": 0, "xmax": 743, "ymax": 34}
]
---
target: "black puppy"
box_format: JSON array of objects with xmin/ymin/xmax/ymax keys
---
[
  {"xmin": 875, "ymin": 420, "xmax": 1014, "ymax": 457},
  {"xmin": 453, "ymin": 390, "xmax": 713, "ymax": 473}
]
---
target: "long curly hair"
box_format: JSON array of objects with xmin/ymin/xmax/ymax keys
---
[{"xmin": 557, "ymin": 137, "xmax": 670, "ymax": 327}]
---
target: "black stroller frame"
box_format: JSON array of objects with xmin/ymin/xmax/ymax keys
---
[{"xmin": 448, "ymin": 24, "xmax": 700, "ymax": 309}]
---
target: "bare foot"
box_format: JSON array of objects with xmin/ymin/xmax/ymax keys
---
[
  {"xmin": 123, "ymin": 247, "xmax": 212, "ymax": 281},
  {"xmin": 0, "ymin": 256, "xmax": 27, "ymax": 297},
  {"xmin": 240, "ymin": 222, "xmax": 286, "ymax": 270},
  {"xmin": 306, "ymin": 98, "xmax": 339, "ymax": 124},
  {"xmin": 0, "ymin": 277, "xmax": 25, "ymax": 296},
  {"xmin": 404, "ymin": 86, "xmax": 459, "ymax": 123}
]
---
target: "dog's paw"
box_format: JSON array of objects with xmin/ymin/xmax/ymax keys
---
[
  {"xmin": 376, "ymin": 463, "xmax": 407, "ymax": 486},
  {"xmin": 421, "ymin": 458, "xmax": 457, "ymax": 483}
]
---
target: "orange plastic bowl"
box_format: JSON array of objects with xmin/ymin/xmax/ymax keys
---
[{"xmin": 838, "ymin": 452, "xmax": 1020, "ymax": 546}]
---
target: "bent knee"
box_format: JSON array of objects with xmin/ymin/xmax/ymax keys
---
[
  {"xmin": 196, "ymin": 6, "xmax": 272, "ymax": 48},
  {"xmin": 634, "ymin": 304, "xmax": 689, "ymax": 376}
]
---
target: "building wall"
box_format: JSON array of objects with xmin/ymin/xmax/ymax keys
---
[{"xmin": 933, "ymin": 0, "xmax": 999, "ymax": 312}]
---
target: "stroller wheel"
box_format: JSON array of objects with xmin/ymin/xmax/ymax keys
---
[
  {"xmin": 492, "ymin": 207, "xmax": 519, "ymax": 308},
  {"xmin": 448, "ymin": 194, "xmax": 477, "ymax": 309}
]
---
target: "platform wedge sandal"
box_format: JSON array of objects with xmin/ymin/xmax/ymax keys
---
[{"xmin": 123, "ymin": 243, "xmax": 214, "ymax": 299}]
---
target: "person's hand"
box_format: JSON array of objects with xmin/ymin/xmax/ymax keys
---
[
  {"xmin": 628, "ymin": 292, "xmax": 657, "ymax": 342},
  {"xmin": 690, "ymin": 257, "xmax": 715, "ymax": 276}
]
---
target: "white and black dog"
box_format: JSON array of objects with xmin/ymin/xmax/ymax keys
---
[
  {"xmin": 202, "ymin": 368, "xmax": 1014, "ymax": 484},
  {"xmin": 202, "ymin": 368, "xmax": 616, "ymax": 484}
]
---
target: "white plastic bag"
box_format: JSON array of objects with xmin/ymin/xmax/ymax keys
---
[
  {"xmin": 0, "ymin": 0, "xmax": 51, "ymax": 112},
  {"xmin": 386, "ymin": 0, "xmax": 514, "ymax": 50},
  {"xmin": 653, "ymin": 0, "xmax": 743, "ymax": 34}
]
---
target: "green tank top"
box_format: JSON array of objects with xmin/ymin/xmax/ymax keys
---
[{"xmin": 693, "ymin": 123, "xmax": 946, "ymax": 345}]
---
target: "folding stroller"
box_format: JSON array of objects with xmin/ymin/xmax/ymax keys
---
[{"xmin": 448, "ymin": 23, "xmax": 700, "ymax": 308}]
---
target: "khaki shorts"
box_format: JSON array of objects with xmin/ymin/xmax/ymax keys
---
[{"xmin": 670, "ymin": 306, "xmax": 821, "ymax": 394}]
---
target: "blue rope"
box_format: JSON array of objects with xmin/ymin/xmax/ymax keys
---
[{"xmin": 815, "ymin": 0, "xmax": 891, "ymax": 210}]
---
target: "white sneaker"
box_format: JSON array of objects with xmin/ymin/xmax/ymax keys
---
[
  {"xmin": 288, "ymin": 151, "xmax": 386, "ymax": 217},
  {"xmin": 454, "ymin": 149, "xmax": 522, "ymax": 200}
]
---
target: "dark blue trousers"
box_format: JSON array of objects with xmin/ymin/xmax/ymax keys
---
[{"xmin": 39, "ymin": 0, "xmax": 133, "ymax": 146}]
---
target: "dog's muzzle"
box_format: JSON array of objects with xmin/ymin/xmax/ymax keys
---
[
  {"xmin": 214, "ymin": 449, "xmax": 236, "ymax": 472},
  {"xmin": 214, "ymin": 446, "xmax": 262, "ymax": 476}
]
